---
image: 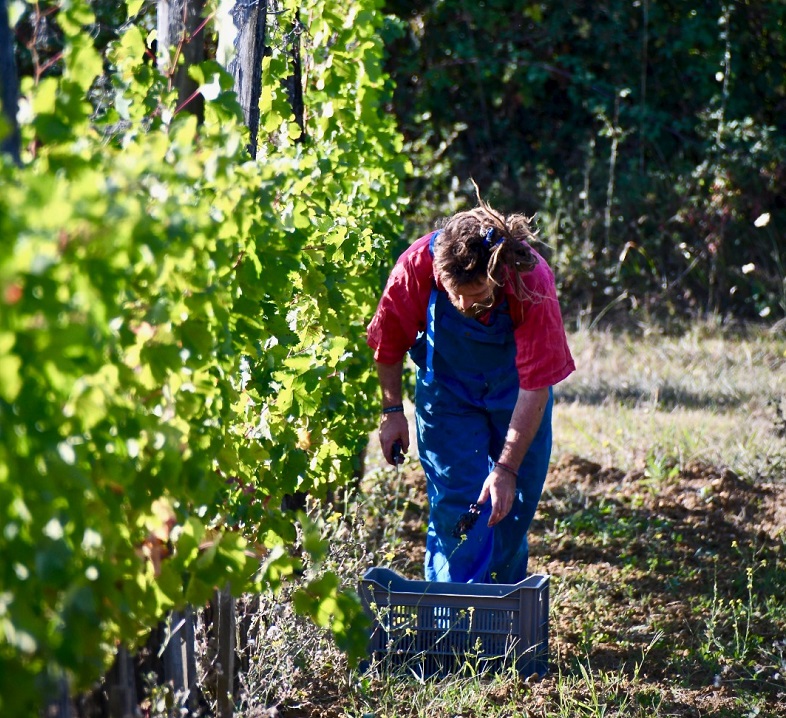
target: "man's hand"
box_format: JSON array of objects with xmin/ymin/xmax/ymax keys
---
[
  {"xmin": 375, "ymin": 360, "xmax": 409, "ymax": 466},
  {"xmin": 379, "ymin": 412, "xmax": 409, "ymax": 466},
  {"xmin": 476, "ymin": 386, "xmax": 548, "ymax": 527},
  {"xmin": 477, "ymin": 466, "xmax": 517, "ymax": 527}
]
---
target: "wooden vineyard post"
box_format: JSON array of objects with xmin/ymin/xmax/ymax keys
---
[
  {"xmin": 156, "ymin": 0, "xmax": 206, "ymax": 121},
  {"xmin": 163, "ymin": 607, "xmax": 200, "ymax": 712},
  {"xmin": 0, "ymin": 0, "xmax": 21, "ymax": 164},
  {"xmin": 224, "ymin": 0, "xmax": 268, "ymax": 158},
  {"xmin": 214, "ymin": 586, "xmax": 236, "ymax": 718},
  {"xmin": 106, "ymin": 648, "xmax": 137, "ymax": 718},
  {"xmin": 44, "ymin": 679, "xmax": 73, "ymax": 718}
]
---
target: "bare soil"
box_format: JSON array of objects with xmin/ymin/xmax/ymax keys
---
[{"xmin": 528, "ymin": 455, "xmax": 786, "ymax": 716}]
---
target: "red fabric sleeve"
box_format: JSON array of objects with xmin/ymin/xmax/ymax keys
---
[
  {"xmin": 506, "ymin": 250, "xmax": 576, "ymax": 390},
  {"xmin": 366, "ymin": 234, "xmax": 435, "ymax": 364}
]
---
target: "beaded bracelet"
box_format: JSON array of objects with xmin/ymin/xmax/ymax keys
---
[
  {"xmin": 495, "ymin": 460, "xmax": 518, "ymax": 477},
  {"xmin": 381, "ymin": 405, "xmax": 405, "ymax": 415}
]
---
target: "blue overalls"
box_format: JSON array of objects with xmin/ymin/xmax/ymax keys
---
[{"xmin": 409, "ymin": 231, "xmax": 553, "ymax": 584}]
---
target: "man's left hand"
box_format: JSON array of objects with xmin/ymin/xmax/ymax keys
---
[{"xmin": 477, "ymin": 467, "xmax": 517, "ymax": 527}]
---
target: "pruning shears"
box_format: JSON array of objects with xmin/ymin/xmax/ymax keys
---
[{"xmin": 391, "ymin": 439, "xmax": 404, "ymax": 477}]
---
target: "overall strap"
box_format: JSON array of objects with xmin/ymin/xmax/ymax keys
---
[
  {"xmin": 424, "ymin": 230, "xmax": 442, "ymax": 384},
  {"xmin": 428, "ymin": 229, "xmax": 441, "ymax": 255}
]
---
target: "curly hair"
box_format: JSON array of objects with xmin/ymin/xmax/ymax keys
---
[{"xmin": 433, "ymin": 183, "xmax": 538, "ymax": 301}]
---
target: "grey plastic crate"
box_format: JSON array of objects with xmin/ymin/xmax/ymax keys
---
[{"xmin": 359, "ymin": 567, "xmax": 549, "ymax": 678}]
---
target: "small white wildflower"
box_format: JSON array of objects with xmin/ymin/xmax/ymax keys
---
[
  {"xmin": 82, "ymin": 529, "xmax": 103, "ymax": 551},
  {"xmin": 127, "ymin": 438, "xmax": 139, "ymax": 459},
  {"xmin": 14, "ymin": 563, "xmax": 29, "ymax": 580},
  {"xmin": 57, "ymin": 442, "xmax": 76, "ymax": 465},
  {"xmin": 43, "ymin": 518, "xmax": 64, "ymax": 540}
]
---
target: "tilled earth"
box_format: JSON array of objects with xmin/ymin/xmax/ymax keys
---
[{"xmin": 527, "ymin": 455, "xmax": 786, "ymax": 716}]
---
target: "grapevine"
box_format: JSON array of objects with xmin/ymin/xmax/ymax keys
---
[{"xmin": 0, "ymin": 0, "xmax": 407, "ymax": 713}]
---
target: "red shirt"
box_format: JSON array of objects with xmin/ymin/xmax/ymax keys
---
[{"xmin": 367, "ymin": 233, "xmax": 576, "ymax": 391}]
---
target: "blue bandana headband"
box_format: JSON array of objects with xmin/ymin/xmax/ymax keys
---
[{"xmin": 483, "ymin": 227, "xmax": 504, "ymax": 249}]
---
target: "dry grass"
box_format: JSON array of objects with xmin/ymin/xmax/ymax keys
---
[{"xmin": 554, "ymin": 324, "xmax": 786, "ymax": 477}]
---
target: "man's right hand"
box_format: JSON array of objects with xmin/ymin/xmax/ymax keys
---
[{"xmin": 379, "ymin": 412, "xmax": 409, "ymax": 466}]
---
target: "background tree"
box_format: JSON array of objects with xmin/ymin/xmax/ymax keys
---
[{"xmin": 382, "ymin": 0, "xmax": 786, "ymax": 323}]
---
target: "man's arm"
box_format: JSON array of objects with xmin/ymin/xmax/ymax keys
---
[
  {"xmin": 376, "ymin": 360, "xmax": 410, "ymax": 465},
  {"xmin": 477, "ymin": 386, "xmax": 550, "ymax": 526}
]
